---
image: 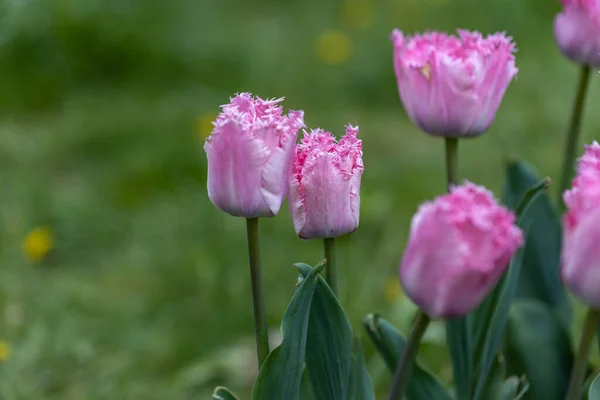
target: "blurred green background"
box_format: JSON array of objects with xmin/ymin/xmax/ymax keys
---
[{"xmin": 0, "ymin": 0, "xmax": 598, "ymax": 398}]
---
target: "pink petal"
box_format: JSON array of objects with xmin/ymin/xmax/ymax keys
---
[
  {"xmin": 391, "ymin": 29, "xmax": 517, "ymax": 137},
  {"xmin": 562, "ymin": 208, "xmax": 600, "ymax": 308},
  {"xmin": 288, "ymin": 125, "xmax": 363, "ymax": 239},
  {"xmin": 261, "ymin": 126, "xmax": 299, "ymax": 215},
  {"xmin": 554, "ymin": 1, "xmax": 600, "ymax": 66},
  {"xmin": 399, "ymin": 182, "xmax": 523, "ymax": 318},
  {"xmin": 205, "ymin": 119, "xmax": 271, "ymax": 217}
]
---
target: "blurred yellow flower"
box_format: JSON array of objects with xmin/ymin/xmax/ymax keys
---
[
  {"xmin": 316, "ymin": 30, "xmax": 353, "ymax": 65},
  {"xmin": 0, "ymin": 340, "xmax": 11, "ymax": 361},
  {"xmin": 340, "ymin": 0, "xmax": 374, "ymax": 30},
  {"xmin": 383, "ymin": 275, "xmax": 403, "ymax": 303},
  {"xmin": 22, "ymin": 226, "xmax": 54, "ymax": 262},
  {"xmin": 197, "ymin": 113, "xmax": 217, "ymax": 140}
]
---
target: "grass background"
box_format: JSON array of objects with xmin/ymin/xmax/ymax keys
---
[{"xmin": 0, "ymin": 0, "xmax": 599, "ymax": 398}]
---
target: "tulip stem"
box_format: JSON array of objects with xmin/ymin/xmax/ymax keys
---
[
  {"xmin": 245, "ymin": 217, "xmax": 270, "ymax": 368},
  {"xmin": 445, "ymin": 137, "xmax": 459, "ymax": 189},
  {"xmin": 387, "ymin": 311, "xmax": 431, "ymax": 400},
  {"xmin": 324, "ymin": 237, "xmax": 338, "ymax": 296},
  {"xmin": 559, "ymin": 65, "xmax": 591, "ymax": 207},
  {"xmin": 565, "ymin": 307, "xmax": 599, "ymax": 400}
]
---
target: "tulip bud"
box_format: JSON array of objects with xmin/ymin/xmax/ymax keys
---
[
  {"xmin": 391, "ymin": 29, "xmax": 518, "ymax": 138},
  {"xmin": 562, "ymin": 142, "xmax": 600, "ymax": 307},
  {"xmin": 204, "ymin": 93, "xmax": 305, "ymax": 218},
  {"xmin": 400, "ymin": 182, "xmax": 523, "ymax": 318},
  {"xmin": 288, "ymin": 125, "xmax": 364, "ymax": 239},
  {"xmin": 554, "ymin": 0, "xmax": 600, "ymax": 67}
]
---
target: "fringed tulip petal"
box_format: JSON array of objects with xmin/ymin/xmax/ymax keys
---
[
  {"xmin": 400, "ymin": 182, "xmax": 523, "ymax": 318},
  {"xmin": 391, "ymin": 29, "xmax": 518, "ymax": 137}
]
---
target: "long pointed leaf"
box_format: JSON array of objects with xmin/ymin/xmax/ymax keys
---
[
  {"xmin": 296, "ymin": 263, "xmax": 353, "ymax": 400},
  {"xmin": 300, "ymin": 369, "xmax": 316, "ymax": 400},
  {"xmin": 473, "ymin": 176, "xmax": 551, "ymax": 357},
  {"xmin": 479, "ymin": 356, "xmax": 529, "ymax": 400},
  {"xmin": 445, "ymin": 316, "xmax": 472, "ymax": 400},
  {"xmin": 212, "ymin": 387, "xmax": 239, "ymax": 400},
  {"xmin": 471, "ymin": 175, "xmax": 550, "ymax": 399},
  {"xmin": 501, "ymin": 158, "xmax": 571, "ymax": 323},
  {"xmin": 472, "ymin": 240, "xmax": 527, "ymax": 400},
  {"xmin": 479, "ymin": 356, "xmax": 506, "ymax": 400},
  {"xmin": 363, "ymin": 314, "xmax": 451, "ymax": 400},
  {"xmin": 251, "ymin": 261, "xmax": 324, "ymax": 400},
  {"xmin": 451, "ymin": 176, "xmax": 549, "ymax": 400},
  {"xmin": 589, "ymin": 373, "xmax": 600, "ymax": 400},
  {"xmin": 504, "ymin": 300, "xmax": 573, "ymax": 400},
  {"xmin": 350, "ymin": 339, "xmax": 375, "ymax": 400}
]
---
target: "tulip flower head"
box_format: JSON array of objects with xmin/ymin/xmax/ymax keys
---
[
  {"xmin": 289, "ymin": 125, "xmax": 364, "ymax": 239},
  {"xmin": 562, "ymin": 142, "xmax": 600, "ymax": 307},
  {"xmin": 554, "ymin": 0, "xmax": 600, "ymax": 67},
  {"xmin": 391, "ymin": 29, "xmax": 518, "ymax": 137},
  {"xmin": 400, "ymin": 182, "xmax": 523, "ymax": 318},
  {"xmin": 204, "ymin": 93, "xmax": 305, "ymax": 218}
]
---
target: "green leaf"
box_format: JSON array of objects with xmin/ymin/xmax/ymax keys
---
[
  {"xmin": 459, "ymin": 175, "xmax": 548, "ymax": 400},
  {"xmin": 471, "ymin": 174, "xmax": 550, "ymax": 400},
  {"xmin": 212, "ymin": 387, "xmax": 239, "ymax": 400},
  {"xmin": 514, "ymin": 177, "xmax": 552, "ymax": 218},
  {"xmin": 472, "ymin": 240, "xmax": 527, "ymax": 400},
  {"xmin": 501, "ymin": 376, "xmax": 529, "ymax": 400},
  {"xmin": 445, "ymin": 316, "xmax": 473, "ymax": 400},
  {"xmin": 296, "ymin": 263, "xmax": 353, "ymax": 400},
  {"xmin": 503, "ymin": 300, "xmax": 573, "ymax": 400},
  {"xmin": 363, "ymin": 314, "xmax": 451, "ymax": 400},
  {"xmin": 472, "ymin": 276, "xmax": 503, "ymax": 361},
  {"xmin": 501, "ymin": 158, "xmax": 571, "ymax": 323},
  {"xmin": 589, "ymin": 373, "xmax": 600, "ymax": 400},
  {"xmin": 480, "ymin": 355, "xmax": 507, "ymax": 400},
  {"xmin": 300, "ymin": 369, "xmax": 316, "ymax": 400},
  {"xmin": 251, "ymin": 261, "xmax": 324, "ymax": 400},
  {"xmin": 350, "ymin": 338, "xmax": 375, "ymax": 400},
  {"xmin": 479, "ymin": 356, "xmax": 529, "ymax": 400}
]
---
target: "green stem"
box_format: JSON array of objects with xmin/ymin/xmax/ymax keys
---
[
  {"xmin": 387, "ymin": 311, "xmax": 432, "ymax": 400},
  {"xmin": 324, "ymin": 237, "xmax": 338, "ymax": 296},
  {"xmin": 445, "ymin": 137, "xmax": 459, "ymax": 189},
  {"xmin": 558, "ymin": 65, "xmax": 591, "ymax": 207},
  {"xmin": 565, "ymin": 307, "xmax": 599, "ymax": 400},
  {"xmin": 245, "ymin": 217, "xmax": 270, "ymax": 368}
]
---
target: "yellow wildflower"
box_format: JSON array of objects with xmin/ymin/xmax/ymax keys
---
[
  {"xmin": 197, "ymin": 113, "xmax": 217, "ymax": 140},
  {"xmin": 340, "ymin": 0, "xmax": 374, "ymax": 30},
  {"xmin": 22, "ymin": 226, "xmax": 54, "ymax": 262},
  {"xmin": 316, "ymin": 30, "xmax": 353, "ymax": 65},
  {"xmin": 383, "ymin": 276, "xmax": 403, "ymax": 303},
  {"xmin": 0, "ymin": 340, "xmax": 11, "ymax": 361}
]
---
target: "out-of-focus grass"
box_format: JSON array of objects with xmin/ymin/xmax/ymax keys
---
[{"xmin": 0, "ymin": 0, "xmax": 598, "ymax": 398}]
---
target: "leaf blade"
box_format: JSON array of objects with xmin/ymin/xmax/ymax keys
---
[
  {"xmin": 296, "ymin": 263, "xmax": 353, "ymax": 400},
  {"xmin": 471, "ymin": 174, "xmax": 550, "ymax": 399},
  {"xmin": 501, "ymin": 158, "xmax": 571, "ymax": 323},
  {"xmin": 251, "ymin": 261, "xmax": 325, "ymax": 400},
  {"xmin": 472, "ymin": 239, "xmax": 527, "ymax": 400},
  {"xmin": 504, "ymin": 300, "xmax": 573, "ymax": 400},
  {"xmin": 590, "ymin": 373, "xmax": 600, "ymax": 400},
  {"xmin": 212, "ymin": 387, "xmax": 239, "ymax": 400},
  {"xmin": 350, "ymin": 339, "xmax": 375, "ymax": 400},
  {"xmin": 445, "ymin": 316, "xmax": 472, "ymax": 400},
  {"xmin": 363, "ymin": 314, "xmax": 451, "ymax": 400}
]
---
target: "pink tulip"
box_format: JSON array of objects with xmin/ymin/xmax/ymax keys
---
[
  {"xmin": 391, "ymin": 29, "xmax": 518, "ymax": 137},
  {"xmin": 289, "ymin": 125, "xmax": 364, "ymax": 239},
  {"xmin": 400, "ymin": 182, "xmax": 523, "ymax": 318},
  {"xmin": 204, "ymin": 93, "xmax": 305, "ymax": 218},
  {"xmin": 554, "ymin": 0, "xmax": 600, "ymax": 67},
  {"xmin": 562, "ymin": 142, "xmax": 600, "ymax": 307}
]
